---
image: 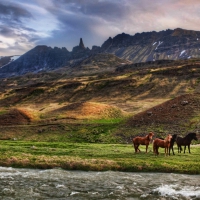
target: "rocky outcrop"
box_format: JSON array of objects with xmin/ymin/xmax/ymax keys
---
[{"xmin": 79, "ymin": 38, "xmax": 85, "ymax": 49}]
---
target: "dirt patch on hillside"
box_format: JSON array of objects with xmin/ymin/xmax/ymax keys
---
[
  {"xmin": 47, "ymin": 102, "xmax": 126, "ymax": 119},
  {"xmin": 127, "ymin": 93, "xmax": 200, "ymax": 131},
  {"xmin": 0, "ymin": 108, "xmax": 32, "ymax": 126}
]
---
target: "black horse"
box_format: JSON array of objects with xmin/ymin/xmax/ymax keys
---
[
  {"xmin": 176, "ymin": 132, "xmax": 198, "ymax": 153},
  {"xmin": 169, "ymin": 134, "xmax": 177, "ymax": 155}
]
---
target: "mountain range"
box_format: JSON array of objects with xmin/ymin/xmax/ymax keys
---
[{"xmin": 0, "ymin": 28, "xmax": 200, "ymax": 78}]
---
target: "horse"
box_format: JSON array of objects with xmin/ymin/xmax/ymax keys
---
[
  {"xmin": 169, "ymin": 134, "xmax": 177, "ymax": 155},
  {"xmin": 153, "ymin": 134, "xmax": 172, "ymax": 156},
  {"xmin": 176, "ymin": 132, "xmax": 198, "ymax": 153},
  {"xmin": 132, "ymin": 132, "xmax": 154, "ymax": 153}
]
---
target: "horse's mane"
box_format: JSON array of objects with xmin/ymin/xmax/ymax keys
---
[
  {"xmin": 187, "ymin": 132, "xmax": 196, "ymax": 136},
  {"xmin": 184, "ymin": 132, "xmax": 196, "ymax": 139}
]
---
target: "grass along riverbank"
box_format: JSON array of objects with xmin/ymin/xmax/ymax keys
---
[{"xmin": 0, "ymin": 141, "xmax": 199, "ymax": 174}]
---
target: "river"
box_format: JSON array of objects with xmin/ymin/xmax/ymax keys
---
[{"xmin": 0, "ymin": 167, "xmax": 199, "ymax": 199}]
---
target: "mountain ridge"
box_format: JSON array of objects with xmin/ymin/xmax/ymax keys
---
[{"xmin": 1, "ymin": 28, "xmax": 200, "ymax": 78}]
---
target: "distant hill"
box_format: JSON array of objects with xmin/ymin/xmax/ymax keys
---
[{"xmin": 1, "ymin": 28, "xmax": 200, "ymax": 78}]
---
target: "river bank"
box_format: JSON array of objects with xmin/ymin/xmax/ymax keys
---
[{"xmin": 0, "ymin": 141, "xmax": 199, "ymax": 174}]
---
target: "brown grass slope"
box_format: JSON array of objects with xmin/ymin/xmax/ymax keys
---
[
  {"xmin": 0, "ymin": 57, "xmax": 200, "ymax": 141},
  {"xmin": 127, "ymin": 93, "xmax": 200, "ymax": 132}
]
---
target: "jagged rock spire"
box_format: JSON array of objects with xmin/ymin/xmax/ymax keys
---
[{"xmin": 79, "ymin": 38, "xmax": 85, "ymax": 49}]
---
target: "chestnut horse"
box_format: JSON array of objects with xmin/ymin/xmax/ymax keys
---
[
  {"xmin": 176, "ymin": 132, "xmax": 198, "ymax": 153},
  {"xmin": 153, "ymin": 134, "xmax": 172, "ymax": 156},
  {"xmin": 133, "ymin": 132, "xmax": 154, "ymax": 153}
]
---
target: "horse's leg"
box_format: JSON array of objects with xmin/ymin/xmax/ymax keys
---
[
  {"xmin": 145, "ymin": 145, "xmax": 148, "ymax": 153},
  {"xmin": 133, "ymin": 143, "xmax": 137, "ymax": 153},
  {"xmin": 153, "ymin": 145, "xmax": 155, "ymax": 155},
  {"xmin": 177, "ymin": 145, "xmax": 180, "ymax": 153},
  {"xmin": 155, "ymin": 145, "xmax": 159, "ymax": 156},
  {"xmin": 184, "ymin": 145, "xmax": 186, "ymax": 153},
  {"xmin": 156, "ymin": 147, "xmax": 159, "ymax": 156},
  {"xmin": 188, "ymin": 144, "xmax": 191, "ymax": 153},
  {"xmin": 137, "ymin": 145, "xmax": 141, "ymax": 153},
  {"xmin": 153, "ymin": 144, "xmax": 157, "ymax": 155},
  {"xmin": 172, "ymin": 146, "xmax": 175, "ymax": 155},
  {"xmin": 135, "ymin": 145, "xmax": 139, "ymax": 153},
  {"xmin": 179, "ymin": 145, "xmax": 182, "ymax": 153},
  {"xmin": 138, "ymin": 144, "xmax": 140, "ymax": 152},
  {"xmin": 165, "ymin": 147, "xmax": 168, "ymax": 156}
]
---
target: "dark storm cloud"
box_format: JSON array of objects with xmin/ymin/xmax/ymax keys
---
[
  {"xmin": 0, "ymin": 26, "xmax": 14, "ymax": 37},
  {"xmin": 2, "ymin": 0, "xmax": 200, "ymax": 56},
  {"xmin": 0, "ymin": 2, "xmax": 32, "ymax": 23},
  {"xmin": 35, "ymin": 0, "xmax": 200, "ymax": 53},
  {"xmin": 38, "ymin": 0, "xmax": 131, "ymax": 49},
  {"xmin": 51, "ymin": 0, "xmax": 128, "ymax": 21},
  {"xmin": 0, "ymin": 1, "xmax": 39, "ymax": 56}
]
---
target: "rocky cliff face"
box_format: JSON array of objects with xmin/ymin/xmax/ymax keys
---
[
  {"xmin": 1, "ymin": 28, "xmax": 200, "ymax": 78},
  {"xmin": 101, "ymin": 28, "xmax": 200, "ymax": 62}
]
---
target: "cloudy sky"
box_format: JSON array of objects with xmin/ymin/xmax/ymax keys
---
[{"xmin": 1, "ymin": 0, "xmax": 200, "ymax": 56}]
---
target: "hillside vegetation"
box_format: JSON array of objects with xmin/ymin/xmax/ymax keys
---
[{"xmin": 0, "ymin": 56, "xmax": 200, "ymax": 143}]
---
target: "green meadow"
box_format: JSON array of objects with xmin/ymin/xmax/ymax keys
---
[{"xmin": 0, "ymin": 140, "xmax": 199, "ymax": 174}]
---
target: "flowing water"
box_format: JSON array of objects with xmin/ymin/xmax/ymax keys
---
[{"xmin": 0, "ymin": 167, "xmax": 200, "ymax": 200}]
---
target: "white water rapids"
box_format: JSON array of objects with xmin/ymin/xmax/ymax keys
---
[{"xmin": 0, "ymin": 167, "xmax": 199, "ymax": 199}]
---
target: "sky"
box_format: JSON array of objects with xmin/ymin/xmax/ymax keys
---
[{"xmin": 1, "ymin": 0, "xmax": 200, "ymax": 56}]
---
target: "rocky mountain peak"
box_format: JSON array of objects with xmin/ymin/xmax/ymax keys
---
[
  {"xmin": 72, "ymin": 38, "xmax": 88, "ymax": 53},
  {"xmin": 172, "ymin": 28, "xmax": 199, "ymax": 37},
  {"xmin": 79, "ymin": 38, "xmax": 85, "ymax": 49}
]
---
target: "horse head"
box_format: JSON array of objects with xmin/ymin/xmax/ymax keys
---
[
  {"xmin": 172, "ymin": 134, "xmax": 177, "ymax": 141},
  {"xmin": 148, "ymin": 132, "xmax": 154, "ymax": 140},
  {"xmin": 188, "ymin": 132, "xmax": 198, "ymax": 141},
  {"xmin": 165, "ymin": 134, "xmax": 172, "ymax": 143}
]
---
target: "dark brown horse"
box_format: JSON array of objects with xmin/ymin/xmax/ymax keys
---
[
  {"xmin": 176, "ymin": 132, "xmax": 198, "ymax": 153},
  {"xmin": 153, "ymin": 134, "xmax": 172, "ymax": 156},
  {"xmin": 169, "ymin": 134, "xmax": 177, "ymax": 155},
  {"xmin": 133, "ymin": 132, "xmax": 154, "ymax": 153}
]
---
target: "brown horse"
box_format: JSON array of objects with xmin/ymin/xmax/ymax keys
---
[
  {"xmin": 133, "ymin": 132, "xmax": 154, "ymax": 153},
  {"xmin": 153, "ymin": 134, "xmax": 172, "ymax": 156}
]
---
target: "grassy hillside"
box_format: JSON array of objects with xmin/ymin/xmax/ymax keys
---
[{"xmin": 0, "ymin": 57, "xmax": 200, "ymax": 143}]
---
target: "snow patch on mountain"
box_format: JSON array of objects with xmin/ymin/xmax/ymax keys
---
[
  {"xmin": 179, "ymin": 50, "xmax": 186, "ymax": 57},
  {"xmin": 11, "ymin": 55, "xmax": 20, "ymax": 61}
]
